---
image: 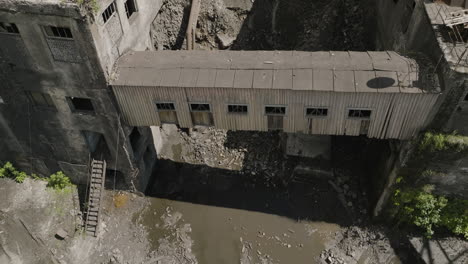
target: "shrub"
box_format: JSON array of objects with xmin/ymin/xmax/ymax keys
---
[
  {"xmin": 419, "ymin": 132, "xmax": 468, "ymax": 153},
  {"xmin": 47, "ymin": 171, "xmax": 72, "ymax": 190},
  {"xmin": 393, "ymin": 187, "xmax": 448, "ymax": 237},
  {"xmin": 441, "ymin": 199, "xmax": 468, "ymax": 239}
]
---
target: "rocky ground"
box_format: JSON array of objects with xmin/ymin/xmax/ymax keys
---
[{"xmin": 151, "ymin": 0, "xmax": 375, "ymax": 51}]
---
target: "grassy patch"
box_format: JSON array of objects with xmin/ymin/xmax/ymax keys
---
[{"xmin": 418, "ymin": 132, "xmax": 468, "ymax": 153}]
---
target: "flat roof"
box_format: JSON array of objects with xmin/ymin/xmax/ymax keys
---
[{"xmin": 111, "ymin": 50, "xmax": 440, "ymax": 94}]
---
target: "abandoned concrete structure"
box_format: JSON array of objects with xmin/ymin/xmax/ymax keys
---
[
  {"xmin": 0, "ymin": 0, "xmax": 163, "ymax": 190},
  {"xmin": 0, "ymin": 0, "xmax": 467, "ymax": 195}
]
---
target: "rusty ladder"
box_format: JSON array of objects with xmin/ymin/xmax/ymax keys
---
[{"xmin": 84, "ymin": 159, "xmax": 106, "ymax": 237}]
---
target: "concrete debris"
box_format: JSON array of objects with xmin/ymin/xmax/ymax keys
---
[{"xmin": 55, "ymin": 228, "xmax": 68, "ymax": 240}]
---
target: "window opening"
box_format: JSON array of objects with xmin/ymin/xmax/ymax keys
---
[
  {"xmin": 26, "ymin": 91, "xmax": 55, "ymax": 108},
  {"xmin": 464, "ymin": 93, "xmax": 468, "ymax": 101},
  {"xmin": 265, "ymin": 106, "xmax": 286, "ymax": 115},
  {"xmin": 228, "ymin": 104, "xmax": 248, "ymax": 114},
  {"xmin": 190, "ymin": 103, "xmax": 210, "ymax": 112},
  {"xmin": 156, "ymin": 102, "xmax": 176, "ymax": 111},
  {"xmin": 129, "ymin": 127, "xmax": 141, "ymax": 153},
  {"xmin": 102, "ymin": 2, "xmax": 117, "ymax": 23},
  {"xmin": 348, "ymin": 109, "xmax": 372, "ymax": 119},
  {"xmin": 124, "ymin": 0, "xmax": 137, "ymax": 18},
  {"xmin": 67, "ymin": 97, "xmax": 95, "ymax": 113},
  {"xmin": 44, "ymin": 26, "xmax": 73, "ymax": 39},
  {"xmin": 306, "ymin": 107, "xmax": 328, "ymax": 117},
  {"xmin": 0, "ymin": 22, "xmax": 19, "ymax": 34}
]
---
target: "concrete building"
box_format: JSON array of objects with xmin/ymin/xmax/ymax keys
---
[{"xmin": 0, "ymin": 0, "xmax": 162, "ymax": 191}]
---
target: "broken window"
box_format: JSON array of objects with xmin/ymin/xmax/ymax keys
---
[
  {"xmin": 44, "ymin": 26, "xmax": 73, "ymax": 39},
  {"xmin": 348, "ymin": 109, "xmax": 372, "ymax": 119},
  {"xmin": 124, "ymin": 0, "xmax": 137, "ymax": 19},
  {"xmin": 102, "ymin": 2, "xmax": 117, "ymax": 23},
  {"xmin": 228, "ymin": 104, "xmax": 248, "ymax": 114},
  {"xmin": 306, "ymin": 107, "xmax": 328, "ymax": 117},
  {"xmin": 190, "ymin": 103, "xmax": 211, "ymax": 112},
  {"xmin": 0, "ymin": 22, "xmax": 19, "ymax": 34},
  {"xmin": 26, "ymin": 91, "xmax": 55, "ymax": 109},
  {"xmin": 156, "ymin": 102, "xmax": 175, "ymax": 111},
  {"xmin": 67, "ymin": 97, "xmax": 95, "ymax": 113},
  {"xmin": 129, "ymin": 127, "xmax": 141, "ymax": 153},
  {"xmin": 265, "ymin": 106, "xmax": 286, "ymax": 115}
]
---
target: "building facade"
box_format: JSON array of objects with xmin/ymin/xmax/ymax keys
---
[{"xmin": 0, "ymin": 0, "xmax": 162, "ymax": 191}]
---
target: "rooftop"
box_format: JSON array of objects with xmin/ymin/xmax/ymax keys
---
[{"xmin": 112, "ymin": 50, "xmax": 440, "ymax": 94}]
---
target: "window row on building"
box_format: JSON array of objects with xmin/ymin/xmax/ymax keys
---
[
  {"xmin": 155, "ymin": 102, "xmax": 372, "ymax": 120},
  {"xmin": 24, "ymin": 91, "xmax": 95, "ymax": 114},
  {"xmin": 102, "ymin": 0, "xmax": 138, "ymax": 23}
]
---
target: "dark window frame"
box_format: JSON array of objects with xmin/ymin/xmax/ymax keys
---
[
  {"xmin": 124, "ymin": 0, "xmax": 138, "ymax": 19},
  {"xmin": 0, "ymin": 22, "xmax": 20, "ymax": 34},
  {"xmin": 189, "ymin": 103, "xmax": 211, "ymax": 112},
  {"xmin": 305, "ymin": 107, "xmax": 328, "ymax": 118},
  {"xmin": 102, "ymin": 1, "xmax": 117, "ymax": 24},
  {"xmin": 155, "ymin": 102, "xmax": 176, "ymax": 111},
  {"xmin": 25, "ymin": 91, "xmax": 55, "ymax": 110},
  {"xmin": 43, "ymin": 26, "xmax": 73, "ymax": 39},
  {"xmin": 347, "ymin": 108, "xmax": 372, "ymax": 119},
  {"xmin": 227, "ymin": 104, "xmax": 248, "ymax": 114},
  {"xmin": 265, "ymin": 105, "xmax": 286, "ymax": 116},
  {"xmin": 66, "ymin": 96, "xmax": 95, "ymax": 114}
]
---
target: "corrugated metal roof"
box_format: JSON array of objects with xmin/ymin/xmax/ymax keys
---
[{"xmin": 111, "ymin": 50, "xmax": 440, "ymax": 93}]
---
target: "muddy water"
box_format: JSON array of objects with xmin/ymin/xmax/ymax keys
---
[{"xmin": 141, "ymin": 197, "xmax": 340, "ymax": 263}]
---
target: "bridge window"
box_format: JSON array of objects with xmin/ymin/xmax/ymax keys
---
[
  {"xmin": 156, "ymin": 102, "xmax": 176, "ymax": 111},
  {"xmin": 190, "ymin": 103, "xmax": 211, "ymax": 112},
  {"xmin": 44, "ymin": 26, "xmax": 73, "ymax": 39},
  {"xmin": 0, "ymin": 22, "xmax": 19, "ymax": 34},
  {"xmin": 26, "ymin": 91, "xmax": 55, "ymax": 109},
  {"xmin": 102, "ymin": 2, "xmax": 117, "ymax": 24},
  {"xmin": 67, "ymin": 97, "xmax": 95, "ymax": 113},
  {"xmin": 124, "ymin": 0, "xmax": 137, "ymax": 19},
  {"xmin": 228, "ymin": 104, "xmax": 248, "ymax": 114},
  {"xmin": 348, "ymin": 109, "xmax": 372, "ymax": 119},
  {"xmin": 306, "ymin": 107, "xmax": 328, "ymax": 117},
  {"xmin": 265, "ymin": 106, "xmax": 286, "ymax": 115}
]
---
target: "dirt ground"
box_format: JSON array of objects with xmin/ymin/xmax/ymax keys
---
[
  {"xmin": 151, "ymin": 0, "xmax": 375, "ymax": 51},
  {"xmin": 1, "ymin": 123, "xmax": 467, "ymax": 264}
]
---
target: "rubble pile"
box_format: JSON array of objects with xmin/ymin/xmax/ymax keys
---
[
  {"xmin": 176, "ymin": 126, "xmax": 294, "ymax": 188},
  {"xmin": 151, "ymin": 0, "xmax": 374, "ymax": 51},
  {"xmin": 319, "ymin": 227, "xmax": 397, "ymax": 264}
]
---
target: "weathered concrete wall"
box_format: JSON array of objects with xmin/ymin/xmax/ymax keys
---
[
  {"xmin": 0, "ymin": 1, "xmax": 160, "ymax": 191},
  {"xmin": 90, "ymin": 0, "xmax": 163, "ymax": 75}
]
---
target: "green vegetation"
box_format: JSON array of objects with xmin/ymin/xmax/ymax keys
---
[
  {"xmin": 0, "ymin": 162, "xmax": 73, "ymax": 190},
  {"xmin": 392, "ymin": 185, "xmax": 468, "ymax": 239},
  {"xmin": 47, "ymin": 171, "xmax": 73, "ymax": 190},
  {"xmin": 0, "ymin": 162, "xmax": 30, "ymax": 183},
  {"xmin": 418, "ymin": 132, "xmax": 468, "ymax": 153},
  {"xmin": 75, "ymin": 0, "xmax": 99, "ymax": 13}
]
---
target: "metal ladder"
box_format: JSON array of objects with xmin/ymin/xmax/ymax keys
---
[{"xmin": 84, "ymin": 159, "xmax": 106, "ymax": 237}]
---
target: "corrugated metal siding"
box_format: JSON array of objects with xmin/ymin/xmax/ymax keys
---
[{"xmin": 112, "ymin": 85, "xmax": 439, "ymax": 140}]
